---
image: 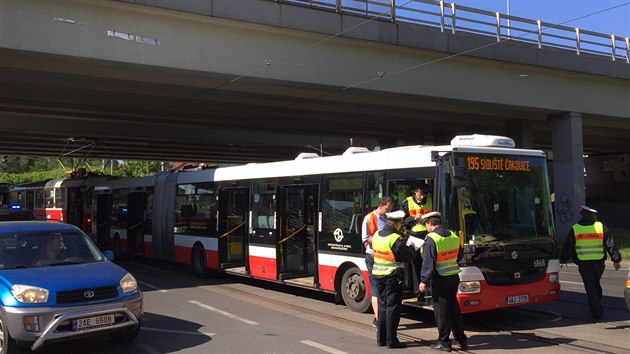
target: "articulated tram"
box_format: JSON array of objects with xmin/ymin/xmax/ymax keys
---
[{"xmin": 87, "ymin": 134, "xmax": 560, "ymax": 313}]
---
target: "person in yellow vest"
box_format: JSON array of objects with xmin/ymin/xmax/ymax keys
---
[
  {"xmin": 560, "ymin": 205, "xmax": 622, "ymax": 320},
  {"xmin": 418, "ymin": 212, "xmax": 467, "ymax": 352},
  {"xmin": 372, "ymin": 210, "xmax": 416, "ymax": 349},
  {"xmin": 402, "ymin": 184, "xmax": 433, "ymax": 230}
]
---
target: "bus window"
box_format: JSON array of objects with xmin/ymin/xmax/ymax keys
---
[
  {"xmin": 321, "ymin": 173, "xmax": 363, "ymax": 235},
  {"xmin": 252, "ymin": 179, "xmax": 276, "ymax": 232},
  {"xmin": 365, "ymin": 171, "xmax": 385, "ymax": 214},
  {"xmin": 175, "ymin": 182, "xmax": 217, "ymax": 235}
]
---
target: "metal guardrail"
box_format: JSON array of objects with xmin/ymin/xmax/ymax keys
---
[{"xmin": 272, "ymin": 0, "xmax": 630, "ymax": 64}]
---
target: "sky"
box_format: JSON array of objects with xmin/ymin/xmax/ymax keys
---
[{"xmin": 453, "ymin": 0, "xmax": 629, "ymax": 36}]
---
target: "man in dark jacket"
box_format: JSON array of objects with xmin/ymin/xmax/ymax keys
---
[
  {"xmin": 419, "ymin": 212, "xmax": 467, "ymax": 352},
  {"xmin": 372, "ymin": 210, "xmax": 416, "ymax": 349},
  {"xmin": 560, "ymin": 205, "xmax": 622, "ymax": 320}
]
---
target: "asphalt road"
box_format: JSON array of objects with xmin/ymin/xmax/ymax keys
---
[{"xmin": 24, "ymin": 259, "xmax": 630, "ymax": 354}]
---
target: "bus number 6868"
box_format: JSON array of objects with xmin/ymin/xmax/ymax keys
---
[{"xmin": 533, "ymin": 259, "xmax": 546, "ymax": 268}]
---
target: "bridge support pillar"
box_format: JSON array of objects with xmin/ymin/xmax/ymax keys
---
[
  {"xmin": 506, "ymin": 120, "xmax": 533, "ymax": 148},
  {"xmin": 550, "ymin": 112, "xmax": 585, "ymax": 240}
]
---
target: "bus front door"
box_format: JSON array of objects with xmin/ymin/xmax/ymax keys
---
[
  {"xmin": 277, "ymin": 185, "xmax": 317, "ymax": 282},
  {"xmin": 95, "ymin": 193, "xmax": 112, "ymax": 250},
  {"xmin": 218, "ymin": 188, "xmax": 249, "ymax": 269},
  {"xmin": 127, "ymin": 191, "xmax": 146, "ymax": 256}
]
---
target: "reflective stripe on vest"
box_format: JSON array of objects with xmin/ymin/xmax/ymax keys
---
[
  {"xmin": 405, "ymin": 196, "xmax": 433, "ymax": 217},
  {"xmin": 427, "ymin": 231, "xmax": 461, "ymax": 276},
  {"xmin": 371, "ymin": 230, "xmax": 403, "ymax": 276},
  {"xmin": 573, "ymin": 222, "xmax": 605, "ymax": 261}
]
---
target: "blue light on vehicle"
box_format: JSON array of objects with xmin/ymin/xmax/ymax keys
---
[{"xmin": 10, "ymin": 205, "xmax": 22, "ymax": 210}]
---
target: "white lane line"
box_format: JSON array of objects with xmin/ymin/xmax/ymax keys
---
[
  {"xmin": 142, "ymin": 326, "xmax": 215, "ymax": 336},
  {"xmin": 301, "ymin": 340, "xmax": 349, "ymax": 354},
  {"xmin": 189, "ymin": 300, "xmax": 258, "ymax": 326},
  {"xmin": 560, "ymin": 280, "xmax": 584, "ymax": 285},
  {"xmin": 139, "ymin": 281, "xmax": 169, "ymax": 293}
]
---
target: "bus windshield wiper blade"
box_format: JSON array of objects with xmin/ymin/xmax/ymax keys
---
[{"xmin": 471, "ymin": 236, "xmax": 512, "ymax": 262}]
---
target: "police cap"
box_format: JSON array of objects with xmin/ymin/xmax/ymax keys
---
[{"xmin": 385, "ymin": 210, "xmax": 405, "ymax": 220}]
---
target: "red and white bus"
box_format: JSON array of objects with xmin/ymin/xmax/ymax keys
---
[
  {"xmin": 42, "ymin": 173, "xmax": 116, "ymax": 234},
  {"xmin": 91, "ymin": 135, "xmax": 560, "ymax": 313}
]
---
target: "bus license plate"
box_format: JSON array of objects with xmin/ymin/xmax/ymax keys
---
[
  {"xmin": 73, "ymin": 314, "xmax": 115, "ymax": 330},
  {"xmin": 506, "ymin": 294, "xmax": 529, "ymax": 305}
]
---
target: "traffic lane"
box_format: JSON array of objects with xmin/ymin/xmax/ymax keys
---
[
  {"xmin": 559, "ymin": 262, "xmax": 630, "ymax": 313},
  {"xmin": 126, "ymin": 258, "xmax": 628, "ymax": 354},
  {"xmin": 122, "ymin": 259, "xmax": 393, "ymax": 354}
]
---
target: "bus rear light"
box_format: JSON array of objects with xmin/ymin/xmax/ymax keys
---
[
  {"xmin": 458, "ymin": 281, "xmax": 481, "ymax": 294},
  {"xmin": 549, "ymin": 272, "xmax": 559, "ymax": 284}
]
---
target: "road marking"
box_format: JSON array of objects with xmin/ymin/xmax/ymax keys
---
[
  {"xmin": 560, "ymin": 280, "xmax": 584, "ymax": 285},
  {"xmin": 139, "ymin": 281, "xmax": 169, "ymax": 293},
  {"xmin": 301, "ymin": 340, "xmax": 349, "ymax": 354},
  {"xmin": 189, "ymin": 300, "xmax": 258, "ymax": 325},
  {"xmin": 142, "ymin": 326, "xmax": 215, "ymax": 336}
]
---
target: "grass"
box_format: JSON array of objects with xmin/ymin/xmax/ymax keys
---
[{"xmin": 614, "ymin": 233, "xmax": 630, "ymax": 261}]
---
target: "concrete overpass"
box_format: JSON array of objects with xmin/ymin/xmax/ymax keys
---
[{"xmin": 1, "ymin": 0, "xmax": 629, "ymax": 164}]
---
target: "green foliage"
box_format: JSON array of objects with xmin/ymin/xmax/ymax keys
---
[
  {"xmin": 0, "ymin": 156, "xmax": 163, "ymax": 183},
  {"xmin": 115, "ymin": 160, "xmax": 162, "ymax": 177},
  {"xmin": 0, "ymin": 169, "xmax": 64, "ymax": 184}
]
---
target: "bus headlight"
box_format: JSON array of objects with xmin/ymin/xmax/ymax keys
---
[
  {"xmin": 549, "ymin": 272, "xmax": 559, "ymax": 284},
  {"xmin": 11, "ymin": 284, "xmax": 49, "ymax": 303},
  {"xmin": 458, "ymin": 281, "xmax": 481, "ymax": 294},
  {"xmin": 120, "ymin": 273, "xmax": 138, "ymax": 293}
]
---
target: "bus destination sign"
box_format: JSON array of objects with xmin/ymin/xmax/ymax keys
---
[{"xmin": 466, "ymin": 156, "xmax": 530, "ymax": 172}]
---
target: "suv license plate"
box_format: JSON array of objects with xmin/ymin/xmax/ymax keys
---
[
  {"xmin": 73, "ymin": 314, "xmax": 115, "ymax": 330},
  {"xmin": 506, "ymin": 294, "xmax": 529, "ymax": 305}
]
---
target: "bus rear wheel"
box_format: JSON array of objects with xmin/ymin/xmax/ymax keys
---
[
  {"xmin": 340, "ymin": 266, "xmax": 371, "ymax": 313},
  {"xmin": 192, "ymin": 243, "xmax": 210, "ymax": 278}
]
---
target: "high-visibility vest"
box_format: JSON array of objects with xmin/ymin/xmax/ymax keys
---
[
  {"xmin": 405, "ymin": 196, "xmax": 433, "ymax": 217},
  {"xmin": 367, "ymin": 211, "xmax": 378, "ymax": 237},
  {"xmin": 372, "ymin": 230, "xmax": 403, "ymax": 277},
  {"xmin": 411, "ymin": 223, "xmax": 427, "ymax": 233},
  {"xmin": 427, "ymin": 230, "xmax": 461, "ymax": 276},
  {"xmin": 573, "ymin": 222, "xmax": 605, "ymax": 261}
]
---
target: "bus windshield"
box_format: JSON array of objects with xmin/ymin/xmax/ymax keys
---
[{"xmin": 440, "ymin": 152, "xmax": 555, "ymax": 249}]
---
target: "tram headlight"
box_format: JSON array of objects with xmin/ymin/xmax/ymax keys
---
[
  {"xmin": 549, "ymin": 272, "xmax": 559, "ymax": 284},
  {"xmin": 458, "ymin": 281, "xmax": 481, "ymax": 294}
]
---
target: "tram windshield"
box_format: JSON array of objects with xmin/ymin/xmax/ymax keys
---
[{"xmin": 438, "ymin": 152, "xmax": 555, "ymax": 252}]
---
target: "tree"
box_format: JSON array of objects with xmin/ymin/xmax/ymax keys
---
[{"xmin": 116, "ymin": 160, "xmax": 162, "ymax": 177}]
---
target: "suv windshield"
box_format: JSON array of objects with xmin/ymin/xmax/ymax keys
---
[{"xmin": 0, "ymin": 230, "xmax": 104, "ymax": 269}]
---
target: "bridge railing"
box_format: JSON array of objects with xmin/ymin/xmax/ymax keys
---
[{"xmin": 273, "ymin": 0, "xmax": 630, "ymax": 64}]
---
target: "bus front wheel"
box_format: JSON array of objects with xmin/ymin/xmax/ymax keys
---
[{"xmin": 340, "ymin": 266, "xmax": 371, "ymax": 313}]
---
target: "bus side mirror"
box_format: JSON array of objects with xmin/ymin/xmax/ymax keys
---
[{"xmin": 451, "ymin": 165, "xmax": 468, "ymax": 188}]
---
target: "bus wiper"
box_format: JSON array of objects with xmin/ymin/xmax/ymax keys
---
[{"xmin": 471, "ymin": 235, "xmax": 512, "ymax": 262}]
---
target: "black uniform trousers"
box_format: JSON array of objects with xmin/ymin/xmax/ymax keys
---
[
  {"xmin": 431, "ymin": 274, "xmax": 466, "ymax": 345},
  {"xmin": 578, "ymin": 260, "xmax": 606, "ymax": 317},
  {"xmin": 375, "ymin": 273, "xmax": 403, "ymax": 346}
]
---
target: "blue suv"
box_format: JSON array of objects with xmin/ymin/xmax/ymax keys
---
[{"xmin": 0, "ymin": 221, "xmax": 142, "ymax": 352}]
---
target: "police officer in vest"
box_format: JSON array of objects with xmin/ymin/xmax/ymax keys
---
[
  {"xmin": 372, "ymin": 210, "xmax": 416, "ymax": 349},
  {"xmin": 560, "ymin": 205, "xmax": 622, "ymax": 320},
  {"xmin": 402, "ymin": 183, "xmax": 432, "ymax": 230},
  {"xmin": 419, "ymin": 212, "xmax": 467, "ymax": 352}
]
